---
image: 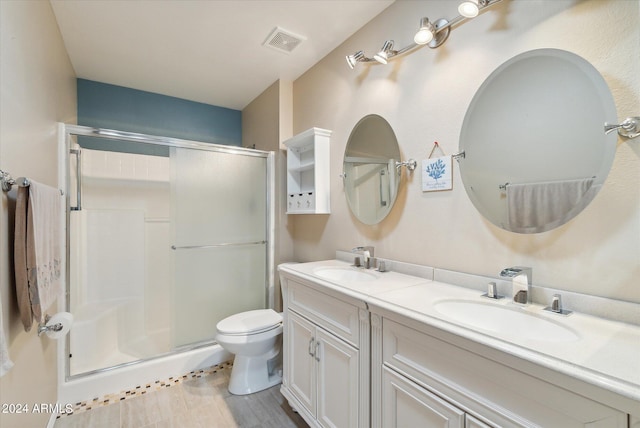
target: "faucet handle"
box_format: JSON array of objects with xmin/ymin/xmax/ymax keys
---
[
  {"xmin": 482, "ymin": 282, "xmax": 503, "ymax": 300},
  {"xmin": 544, "ymin": 294, "xmax": 572, "ymax": 316}
]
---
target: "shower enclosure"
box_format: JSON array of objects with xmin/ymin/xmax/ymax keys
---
[{"xmin": 60, "ymin": 125, "xmax": 274, "ymax": 392}]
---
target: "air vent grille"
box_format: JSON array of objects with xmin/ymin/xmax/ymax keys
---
[{"xmin": 263, "ymin": 27, "xmax": 305, "ymax": 54}]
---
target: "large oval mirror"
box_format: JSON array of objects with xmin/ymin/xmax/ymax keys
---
[
  {"xmin": 459, "ymin": 49, "xmax": 617, "ymax": 233},
  {"xmin": 343, "ymin": 114, "xmax": 401, "ymax": 225}
]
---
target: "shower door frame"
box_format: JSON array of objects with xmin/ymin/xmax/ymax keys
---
[{"xmin": 59, "ymin": 123, "xmax": 276, "ymax": 381}]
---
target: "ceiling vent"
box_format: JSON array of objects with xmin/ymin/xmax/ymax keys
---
[{"xmin": 263, "ymin": 27, "xmax": 305, "ymax": 54}]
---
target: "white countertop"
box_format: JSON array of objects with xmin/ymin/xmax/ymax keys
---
[{"xmin": 279, "ymin": 260, "xmax": 640, "ymax": 404}]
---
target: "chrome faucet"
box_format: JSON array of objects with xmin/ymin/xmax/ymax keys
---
[
  {"xmin": 500, "ymin": 267, "xmax": 532, "ymax": 305},
  {"xmin": 351, "ymin": 246, "xmax": 375, "ymax": 269}
]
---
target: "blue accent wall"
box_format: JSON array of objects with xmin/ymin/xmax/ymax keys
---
[{"xmin": 77, "ymin": 79, "xmax": 241, "ymax": 155}]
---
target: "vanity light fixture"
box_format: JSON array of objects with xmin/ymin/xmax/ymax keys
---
[
  {"xmin": 345, "ymin": 0, "xmax": 503, "ymax": 69},
  {"xmin": 458, "ymin": 0, "xmax": 481, "ymax": 18},
  {"xmin": 346, "ymin": 50, "xmax": 365, "ymax": 69},
  {"xmin": 414, "ymin": 18, "xmax": 435, "ymax": 45},
  {"xmin": 373, "ymin": 40, "xmax": 395, "ymax": 64}
]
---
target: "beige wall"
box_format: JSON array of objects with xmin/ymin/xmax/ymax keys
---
[
  {"xmin": 291, "ymin": 0, "xmax": 639, "ymax": 302},
  {"xmin": 242, "ymin": 80, "xmax": 295, "ymax": 310},
  {"xmin": 0, "ymin": 1, "xmax": 77, "ymax": 427}
]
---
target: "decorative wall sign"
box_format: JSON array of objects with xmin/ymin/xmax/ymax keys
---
[{"xmin": 422, "ymin": 142, "xmax": 453, "ymax": 192}]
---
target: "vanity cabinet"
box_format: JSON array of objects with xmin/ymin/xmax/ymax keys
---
[
  {"xmin": 284, "ymin": 127, "xmax": 331, "ymax": 214},
  {"xmin": 279, "ymin": 261, "xmax": 637, "ymax": 428},
  {"xmin": 374, "ymin": 314, "xmax": 628, "ymax": 428},
  {"xmin": 382, "ymin": 365, "xmax": 465, "ymax": 427},
  {"xmin": 280, "ymin": 274, "xmax": 370, "ymax": 428}
]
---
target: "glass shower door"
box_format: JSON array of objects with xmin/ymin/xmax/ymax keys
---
[{"xmin": 170, "ymin": 147, "xmax": 268, "ymax": 348}]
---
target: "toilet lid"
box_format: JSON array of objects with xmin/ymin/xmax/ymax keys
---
[{"xmin": 216, "ymin": 309, "xmax": 282, "ymax": 335}]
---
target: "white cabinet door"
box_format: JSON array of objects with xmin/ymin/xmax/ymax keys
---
[
  {"xmin": 286, "ymin": 311, "xmax": 317, "ymax": 417},
  {"xmin": 316, "ymin": 328, "xmax": 359, "ymax": 428},
  {"xmin": 382, "ymin": 366, "xmax": 465, "ymax": 428},
  {"xmin": 466, "ymin": 414, "xmax": 494, "ymax": 428}
]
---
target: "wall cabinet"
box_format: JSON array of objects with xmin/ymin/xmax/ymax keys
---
[
  {"xmin": 284, "ymin": 127, "xmax": 331, "ymax": 214},
  {"xmin": 280, "ymin": 275, "xmax": 370, "ymax": 428}
]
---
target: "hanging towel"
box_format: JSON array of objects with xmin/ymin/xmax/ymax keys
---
[
  {"xmin": 0, "ymin": 294, "xmax": 13, "ymax": 377},
  {"xmin": 506, "ymin": 177, "xmax": 597, "ymax": 233},
  {"xmin": 14, "ymin": 182, "xmax": 62, "ymax": 331}
]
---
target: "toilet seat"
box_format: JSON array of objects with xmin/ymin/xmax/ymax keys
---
[{"xmin": 217, "ymin": 309, "xmax": 282, "ymax": 336}]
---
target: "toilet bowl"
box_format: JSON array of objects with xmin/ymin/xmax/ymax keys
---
[{"xmin": 215, "ymin": 309, "xmax": 283, "ymax": 395}]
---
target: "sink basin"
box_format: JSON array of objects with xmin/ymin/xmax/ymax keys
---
[
  {"xmin": 434, "ymin": 300, "xmax": 580, "ymax": 342},
  {"xmin": 313, "ymin": 267, "xmax": 378, "ymax": 282}
]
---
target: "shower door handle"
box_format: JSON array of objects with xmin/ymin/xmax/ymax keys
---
[
  {"xmin": 70, "ymin": 148, "xmax": 82, "ymax": 211},
  {"xmin": 171, "ymin": 241, "xmax": 266, "ymax": 250}
]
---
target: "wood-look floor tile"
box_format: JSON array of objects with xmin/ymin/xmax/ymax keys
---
[
  {"xmin": 153, "ymin": 386, "xmax": 189, "ymax": 421},
  {"xmin": 120, "ymin": 393, "xmax": 159, "ymax": 428},
  {"xmin": 190, "ymin": 402, "xmax": 235, "ymax": 428},
  {"xmin": 55, "ymin": 403, "xmax": 121, "ymax": 428},
  {"xmin": 54, "ymin": 368, "xmax": 307, "ymax": 428}
]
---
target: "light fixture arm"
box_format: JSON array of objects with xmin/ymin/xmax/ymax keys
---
[
  {"xmin": 346, "ymin": 0, "xmax": 503, "ymax": 68},
  {"xmin": 395, "ymin": 159, "xmax": 418, "ymax": 172},
  {"xmin": 604, "ymin": 116, "xmax": 640, "ymax": 139}
]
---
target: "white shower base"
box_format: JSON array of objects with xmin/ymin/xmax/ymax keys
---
[
  {"xmin": 63, "ymin": 297, "xmax": 231, "ymax": 404},
  {"xmin": 69, "ymin": 298, "xmax": 163, "ymax": 375},
  {"xmin": 60, "ymin": 340, "xmax": 231, "ymax": 404}
]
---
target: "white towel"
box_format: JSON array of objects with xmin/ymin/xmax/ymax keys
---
[
  {"xmin": 0, "ymin": 295, "xmax": 13, "ymax": 377},
  {"xmin": 28, "ymin": 181, "xmax": 63, "ymax": 320},
  {"xmin": 506, "ymin": 178, "xmax": 596, "ymax": 233}
]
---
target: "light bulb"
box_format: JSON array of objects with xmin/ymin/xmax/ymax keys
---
[
  {"xmin": 373, "ymin": 51, "xmax": 388, "ymax": 64},
  {"xmin": 458, "ymin": 1, "xmax": 479, "ymax": 18},
  {"xmin": 414, "ymin": 18, "xmax": 435, "ymax": 45},
  {"xmin": 346, "ymin": 51, "xmax": 364, "ymax": 69},
  {"xmin": 373, "ymin": 41, "xmax": 393, "ymax": 64}
]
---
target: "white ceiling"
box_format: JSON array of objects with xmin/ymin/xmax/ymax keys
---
[{"xmin": 50, "ymin": 0, "xmax": 394, "ymax": 111}]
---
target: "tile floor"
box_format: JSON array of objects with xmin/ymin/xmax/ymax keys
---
[{"xmin": 54, "ymin": 363, "xmax": 307, "ymax": 428}]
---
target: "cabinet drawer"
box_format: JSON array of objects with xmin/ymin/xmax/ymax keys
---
[
  {"xmin": 287, "ymin": 280, "xmax": 361, "ymax": 347},
  {"xmin": 383, "ymin": 366, "xmax": 465, "ymax": 428},
  {"xmin": 382, "ymin": 318, "xmax": 627, "ymax": 428}
]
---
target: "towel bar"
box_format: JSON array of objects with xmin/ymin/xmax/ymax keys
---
[
  {"xmin": 1, "ymin": 169, "xmax": 63, "ymax": 194},
  {"xmin": 0, "ymin": 169, "xmax": 29, "ymax": 192},
  {"xmin": 499, "ymin": 176, "xmax": 596, "ymax": 191}
]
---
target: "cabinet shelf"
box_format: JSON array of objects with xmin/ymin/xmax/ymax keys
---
[
  {"xmin": 289, "ymin": 161, "xmax": 315, "ymax": 173},
  {"xmin": 284, "ymin": 127, "xmax": 331, "ymax": 214}
]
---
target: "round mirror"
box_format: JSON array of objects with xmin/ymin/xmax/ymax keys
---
[
  {"xmin": 343, "ymin": 114, "xmax": 401, "ymax": 225},
  {"xmin": 459, "ymin": 49, "xmax": 617, "ymax": 233}
]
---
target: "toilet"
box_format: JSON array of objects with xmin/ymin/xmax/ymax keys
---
[{"xmin": 215, "ymin": 309, "xmax": 283, "ymax": 395}]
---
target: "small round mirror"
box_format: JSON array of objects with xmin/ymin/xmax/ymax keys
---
[
  {"xmin": 343, "ymin": 114, "xmax": 401, "ymax": 225},
  {"xmin": 458, "ymin": 49, "xmax": 617, "ymax": 233}
]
